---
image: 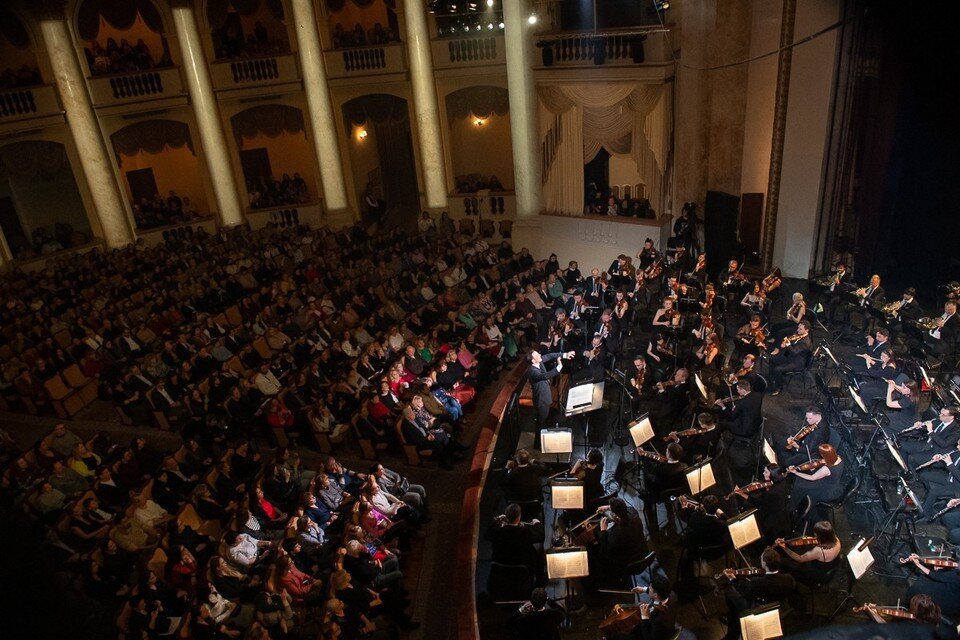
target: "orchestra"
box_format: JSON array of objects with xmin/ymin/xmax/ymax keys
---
[{"xmin": 484, "ymin": 237, "xmax": 960, "ymax": 640}]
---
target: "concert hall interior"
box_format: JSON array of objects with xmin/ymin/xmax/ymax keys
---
[{"xmin": 1, "ymin": 0, "xmax": 959, "ymax": 639}]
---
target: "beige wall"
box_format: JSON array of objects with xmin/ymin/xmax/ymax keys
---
[
  {"xmin": 609, "ymin": 154, "xmax": 644, "ymax": 199},
  {"xmin": 448, "ymin": 112, "xmax": 514, "ymax": 190},
  {"xmin": 739, "ymin": 0, "xmax": 781, "ymax": 196},
  {"xmin": 773, "ymin": 0, "xmax": 840, "ymax": 278},
  {"xmin": 0, "ymin": 169, "xmax": 88, "ymax": 242},
  {"xmin": 119, "ymin": 145, "xmax": 209, "ymax": 213}
]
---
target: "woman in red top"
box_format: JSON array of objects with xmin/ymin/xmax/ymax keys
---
[
  {"xmin": 166, "ymin": 545, "xmax": 197, "ymax": 593},
  {"xmin": 276, "ymin": 555, "xmax": 323, "ymax": 605}
]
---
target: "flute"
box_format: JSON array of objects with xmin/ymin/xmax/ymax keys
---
[
  {"xmin": 915, "ymin": 455, "xmax": 946, "ymax": 471},
  {"xmin": 930, "ymin": 502, "xmax": 960, "ymax": 521}
]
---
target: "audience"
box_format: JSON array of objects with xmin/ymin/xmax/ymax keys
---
[{"xmin": 84, "ymin": 37, "xmax": 173, "ymax": 77}]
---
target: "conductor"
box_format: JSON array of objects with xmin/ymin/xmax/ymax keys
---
[{"xmin": 528, "ymin": 350, "xmax": 575, "ymax": 426}]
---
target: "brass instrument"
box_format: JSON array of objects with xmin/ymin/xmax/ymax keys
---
[
  {"xmin": 882, "ymin": 300, "xmax": 904, "ymax": 318},
  {"xmin": 915, "ymin": 316, "xmax": 939, "ymax": 331},
  {"xmin": 854, "ymin": 286, "xmax": 869, "ymax": 298}
]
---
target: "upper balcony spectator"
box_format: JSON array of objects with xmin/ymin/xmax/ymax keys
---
[
  {"xmin": 76, "ymin": 0, "xmax": 173, "ymax": 77},
  {"xmin": 208, "ymin": 0, "xmax": 291, "ymax": 60},
  {"xmin": 0, "ymin": 7, "xmax": 43, "ymax": 89},
  {"xmin": 325, "ymin": 0, "xmax": 400, "ymax": 49}
]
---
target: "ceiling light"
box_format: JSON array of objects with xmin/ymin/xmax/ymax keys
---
[{"xmin": 486, "ymin": 0, "xmax": 494, "ymax": 6}]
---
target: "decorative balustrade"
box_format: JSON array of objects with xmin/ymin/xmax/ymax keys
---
[
  {"xmin": 0, "ymin": 85, "xmax": 61, "ymax": 126},
  {"xmin": 432, "ymin": 35, "xmax": 505, "ymax": 68},
  {"xmin": 0, "ymin": 89, "xmax": 37, "ymax": 118},
  {"xmin": 535, "ymin": 30, "xmax": 671, "ymax": 67},
  {"xmin": 324, "ymin": 43, "xmax": 405, "ymax": 78},
  {"xmin": 88, "ymin": 67, "xmax": 184, "ymax": 107},
  {"xmin": 210, "ymin": 54, "xmax": 300, "ymax": 92}
]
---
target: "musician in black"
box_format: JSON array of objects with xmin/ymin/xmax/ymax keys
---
[
  {"xmin": 594, "ymin": 498, "xmax": 649, "ymax": 583},
  {"xmin": 502, "ymin": 449, "xmax": 549, "ymax": 503},
  {"xmin": 843, "ymin": 274, "xmax": 885, "ymax": 328},
  {"xmin": 507, "ymin": 588, "xmax": 564, "ymax": 640},
  {"xmin": 847, "ymin": 328, "xmax": 891, "ymax": 375},
  {"xmin": 638, "ymin": 239, "xmax": 659, "ymax": 270},
  {"xmin": 486, "ymin": 503, "xmax": 544, "ymax": 580},
  {"xmin": 770, "ymin": 292, "xmax": 808, "ymax": 340},
  {"xmin": 564, "ymin": 289, "xmax": 589, "ymax": 334},
  {"xmin": 888, "ymin": 287, "xmax": 924, "ymax": 330},
  {"xmin": 780, "ymin": 407, "xmax": 830, "ymax": 467},
  {"xmin": 925, "ymin": 300, "xmax": 959, "ymax": 358},
  {"xmin": 718, "ymin": 259, "xmax": 742, "ymax": 291},
  {"xmin": 899, "ymin": 406, "xmax": 960, "ymax": 464},
  {"xmin": 680, "ymin": 494, "xmax": 728, "ymax": 550},
  {"xmin": 903, "ymin": 555, "xmax": 960, "ymax": 620},
  {"xmin": 917, "ymin": 440, "xmax": 960, "ymax": 516},
  {"xmin": 609, "ymin": 255, "xmax": 631, "ymax": 289},
  {"xmin": 665, "ymin": 412, "xmax": 721, "ymax": 462},
  {"xmin": 775, "ymin": 520, "xmax": 842, "ymax": 583},
  {"xmin": 645, "ymin": 334, "xmax": 674, "ymax": 384},
  {"xmin": 717, "ymin": 380, "xmax": 763, "ymax": 439},
  {"xmin": 577, "ymin": 335, "xmax": 607, "ymax": 383},
  {"xmin": 629, "ymin": 355, "xmax": 652, "ymax": 409},
  {"xmin": 884, "ymin": 379, "xmax": 920, "ymax": 434},
  {"xmin": 642, "ymin": 443, "xmax": 688, "ymax": 533},
  {"xmin": 719, "ymin": 547, "xmax": 796, "ymax": 640},
  {"xmin": 735, "ymin": 315, "xmax": 765, "ymax": 360},
  {"xmin": 730, "ymin": 464, "xmax": 791, "ymax": 544},
  {"xmin": 856, "ymin": 349, "xmax": 909, "ymax": 407},
  {"xmin": 570, "ymin": 448, "xmax": 605, "ymax": 507},
  {"xmin": 768, "ymin": 320, "xmax": 813, "ymax": 396},
  {"xmin": 649, "ymin": 368, "xmax": 690, "ymax": 437},
  {"xmin": 624, "ymin": 575, "xmax": 679, "ymax": 640},
  {"xmin": 787, "ymin": 444, "xmax": 845, "ymax": 523},
  {"xmin": 823, "ymin": 262, "xmax": 853, "ymax": 324}
]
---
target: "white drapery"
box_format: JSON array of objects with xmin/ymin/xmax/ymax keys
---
[{"xmin": 538, "ymin": 82, "xmax": 670, "ymax": 217}]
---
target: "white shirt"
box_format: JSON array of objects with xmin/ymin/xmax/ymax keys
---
[
  {"xmin": 226, "ymin": 533, "xmax": 260, "ymax": 567},
  {"xmin": 931, "ymin": 312, "xmax": 954, "ymax": 340},
  {"xmin": 254, "ymin": 370, "xmax": 282, "ymax": 396}
]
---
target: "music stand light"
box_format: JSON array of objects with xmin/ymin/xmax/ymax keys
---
[
  {"xmin": 545, "ymin": 547, "xmax": 589, "ymax": 579},
  {"xmin": 763, "ymin": 439, "xmax": 777, "ymax": 465},
  {"xmin": 694, "ymin": 373, "xmax": 709, "ymax": 402},
  {"xmin": 628, "ymin": 414, "xmax": 654, "ymax": 447},
  {"xmin": 739, "ymin": 603, "xmax": 782, "ymax": 640},
  {"xmin": 686, "ymin": 459, "xmax": 716, "ymax": 495},
  {"xmin": 726, "ymin": 509, "xmax": 761, "ymax": 550},
  {"xmin": 541, "ymin": 429, "xmax": 573, "ymax": 455},
  {"xmin": 847, "ymin": 537, "xmax": 875, "ymax": 580},
  {"xmin": 550, "ymin": 479, "xmax": 585, "ymax": 510},
  {"xmin": 848, "ymin": 386, "xmax": 868, "ymax": 414}
]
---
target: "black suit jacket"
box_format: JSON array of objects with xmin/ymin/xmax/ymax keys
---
[
  {"xmin": 528, "ymin": 354, "xmax": 562, "ymax": 410},
  {"xmin": 929, "ymin": 420, "xmax": 960, "ymax": 452},
  {"xmin": 599, "ymin": 509, "xmax": 648, "ymax": 566},
  {"xmin": 721, "ymin": 391, "xmax": 763, "ymax": 438},
  {"xmin": 502, "ymin": 463, "xmax": 548, "ymax": 502},
  {"xmin": 485, "ymin": 522, "xmax": 543, "ymax": 568}
]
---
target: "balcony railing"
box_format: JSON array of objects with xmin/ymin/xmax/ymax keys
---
[
  {"xmin": 535, "ymin": 29, "xmax": 672, "ymax": 67},
  {"xmin": 324, "ymin": 43, "xmax": 406, "ymax": 78},
  {"xmin": 210, "ymin": 54, "xmax": 301, "ymax": 91},
  {"xmin": 432, "ymin": 35, "xmax": 505, "ymax": 68},
  {"xmin": 88, "ymin": 67, "xmax": 185, "ymax": 107},
  {"xmin": 0, "ymin": 85, "xmax": 61, "ymax": 125}
]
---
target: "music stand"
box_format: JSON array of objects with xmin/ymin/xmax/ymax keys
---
[
  {"xmin": 694, "ymin": 373, "xmax": 709, "ymax": 402},
  {"xmin": 848, "ymin": 386, "xmax": 868, "ymax": 414},
  {"xmin": 739, "ymin": 603, "xmax": 782, "ymax": 640},
  {"xmin": 541, "ymin": 428, "xmax": 573, "ymax": 465},
  {"xmin": 564, "ymin": 380, "xmax": 605, "ymax": 446},
  {"xmin": 550, "ymin": 479, "xmax": 585, "ymax": 510},
  {"xmin": 628, "ymin": 414, "xmax": 654, "ymax": 448},
  {"xmin": 831, "ymin": 537, "xmax": 875, "ymax": 618},
  {"xmin": 762, "ymin": 439, "xmax": 777, "ymax": 466},
  {"xmin": 727, "ymin": 509, "xmax": 762, "ymax": 555},
  {"xmin": 546, "ymin": 547, "xmax": 589, "ymax": 580},
  {"xmin": 686, "ymin": 459, "xmax": 716, "ymax": 495}
]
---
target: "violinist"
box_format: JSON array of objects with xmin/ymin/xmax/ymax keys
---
[
  {"xmin": 771, "ymin": 292, "xmax": 807, "ymax": 340},
  {"xmin": 780, "ymin": 407, "xmax": 829, "ymax": 467},
  {"xmin": 680, "ymin": 494, "xmax": 728, "ymax": 553},
  {"xmin": 735, "ymin": 315, "xmax": 766, "ymax": 359},
  {"xmin": 719, "ymin": 548, "xmax": 796, "ymax": 640},
  {"xmin": 718, "ymin": 259, "xmax": 745, "ymax": 292},
  {"xmin": 768, "ymin": 320, "xmax": 812, "ymax": 397},
  {"xmin": 614, "ymin": 575, "xmax": 678, "ymax": 640},
  {"xmin": 787, "ymin": 444, "xmax": 845, "ymax": 522},
  {"xmin": 699, "ymin": 283, "xmax": 719, "ymax": 315},
  {"xmin": 859, "ymin": 594, "xmax": 946, "ymax": 632},
  {"xmin": 730, "ymin": 465, "xmax": 791, "ymax": 543},
  {"xmin": 727, "ymin": 354, "xmax": 760, "ymax": 393},
  {"xmin": 649, "ymin": 369, "xmax": 690, "ymax": 437},
  {"xmin": 508, "ymin": 588, "xmax": 564, "ymax": 640},
  {"xmin": 651, "ymin": 298, "xmax": 681, "ymax": 333},
  {"xmin": 903, "ymin": 555, "xmax": 960, "ymax": 620},
  {"xmin": 691, "ymin": 313, "xmax": 715, "ymax": 342},
  {"xmin": 637, "ymin": 238, "xmax": 660, "ymax": 270},
  {"xmin": 717, "ymin": 380, "xmax": 763, "ymax": 440},
  {"xmin": 740, "ymin": 282, "xmax": 767, "ymax": 322},
  {"xmin": 645, "ymin": 335, "xmax": 674, "ymax": 383},
  {"xmin": 642, "ymin": 443, "xmax": 689, "ymax": 534},
  {"xmin": 485, "ymin": 503, "xmax": 543, "ymax": 579},
  {"xmin": 594, "ymin": 308, "xmax": 621, "ymax": 356},
  {"xmin": 670, "ymin": 244, "xmax": 693, "ymax": 277},
  {"xmin": 502, "ymin": 449, "xmax": 549, "ymax": 503},
  {"xmin": 775, "ymin": 520, "xmax": 841, "ymax": 582},
  {"xmin": 613, "ymin": 290, "xmax": 631, "ymax": 325},
  {"xmin": 562, "ymin": 261, "xmax": 583, "ymax": 289},
  {"xmin": 629, "ymin": 355, "xmax": 652, "ymax": 408},
  {"xmin": 762, "ymin": 267, "xmax": 782, "ymax": 295},
  {"xmin": 665, "ymin": 413, "xmax": 720, "ymax": 462},
  {"xmin": 564, "ymin": 290, "xmax": 589, "ymax": 334},
  {"xmin": 689, "ymin": 252, "xmax": 708, "ymax": 286},
  {"xmin": 578, "ymin": 335, "xmax": 607, "ymax": 383},
  {"xmin": 608, "ymin": 255, "xmax": 631, "ymax": 289},
  {"xmin": 570, "ymin": 448, "xmax": 605, "ymax": 507},
  {"xmin": 695, "ymin": 332, "xmax": 722, "ymax": 376},
  {"xmin": 585, "ymin": 268, "xmax": 604, "ymax": 306},
  {"xmin": 594, "ymin": 498, "xmax": 649, "ymax": 583}
]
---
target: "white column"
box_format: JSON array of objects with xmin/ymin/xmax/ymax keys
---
[
  {"xmin": 40, "ymin": 19, "xmax": 134, "ymax": 248},
  {"xmin": 171, "ymin": 3, "xmax": 245, "ymax": 227},
  {"xmin": 503, "ymin": 0, "xmax": 542, "ymax": 219},
  {"xmin": 290, "ymin": 0, "xmax": 349, "ymax": 214},
  {"xmin": 404, "ymin": 0, "xmax": 448, "ymax": 209}
]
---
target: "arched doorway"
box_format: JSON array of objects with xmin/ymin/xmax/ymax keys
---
[
  {"xmin": 111, "ymin": 119, "xmax": 209, "ymax": 229},
  {"xmin": 342, "ymin": 94, "xmax": 418, "ymax": 228},
  {"xmin": 230, "ymin": 104, "xmax": 318, "ymax": 210},
  {"xmin": 0, "ymin": 141, "xmax": 91, "ymax": 259}
]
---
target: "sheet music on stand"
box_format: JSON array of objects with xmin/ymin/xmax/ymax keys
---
[
  {"xmin": 727, "ymin": 510, "xmax": 761, "ymax": 550},
  {"xmin": 694, "ymin": 373, "xmax": 709, "ymax": 402},
  {"xmin": 564, "ymin": 381, "xmax": 605, "ymax": 417},
  {"xmin": 739, "ymin": 604, "xmax": 782, "ymax": 640},
  {"xmin": 545, "ymin": 547, "xmax": 590, "ymax": 579},
  {"xmin": 763, "ymin": 439, "xmax": 777, "ymax": 465},
  {"xmin": 821, "ymin": 345, "xmax": 840, "ymax": 366},
  {"xmin": 847, "ymin": 537, "xmax": 875, "ymax": 579}
]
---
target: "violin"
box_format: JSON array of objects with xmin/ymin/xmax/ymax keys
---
[
  {"xmin": 780, "ymin": 536, "xmax": 820, "ymax": 548},
  {"xmin": 852, "ymin": 604, "xmax": 916, "ymax": 620},
  {"xmin": 780, "ymin": 333, "xmax": 805, "ymax": 348},
  {"xmin": 786, "ymin": 422, "xmax": 819, "ymax": 450},
  {"xmin": 677, "ymin": 495, "xmax": 703, "ymax": 511},
  {"xmin": 630, "ymin": 368, "xmax": 647, "ymax": 392},
  {"xmin": 714, "ymin": 567, "xmax": 764, "ymax": 580},
  {"xmin": 725, "ymin": 480, "xmax": 773, "ymax": 500},
  {"xmin": 752, "ymin": 327, "xmax": 768, "ymax": 349},
  {"xmin": 694, "ymin": 254, "xmax": 706, "ymax": 272},
  {"xmin": 600, "ymin": 602, "xmax": 667, "ymax": 638},
  {"xmin": 663, "ymin": 426, "xmax": 710, "ymax": 442},
  {"xmin": 645, "ymin": 258, "xmax": 664, "ymax": 279},
  {"xmin": 637, "ymin": 449, "xmax": 667, "ymax": 463},
  {"xmin": 789, "ymin": 458, "xmax": 826, "ymax": 473},
  {"xmin": 655, "ymin": 380, "xmax": 678, "ymax": 393},
  {"xmin": 899, "ymin": 556, "xmax": 960, "ymax": 570}
]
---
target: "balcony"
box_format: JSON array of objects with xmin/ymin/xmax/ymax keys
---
[
  {"xmin": 0, "ymin": 85, "xmax": 62, "ymax": 131},
  {"xmin": 431, "ymin": 35, "xmax": 505, "ymax": 69},
  {"xmin": 210, "ymin": 54, "xmax": 301, "ymax": 94},
  {"xmin": 87, "ymin": 67, "xmax": 186, "ymax": 109},
  {"xmin": 324, "ymin": 43, "xmax": 406, "ymax": 80},
  {"xmin": 534, "ymin": 29, "xmax": 673, "ymax": 67}
]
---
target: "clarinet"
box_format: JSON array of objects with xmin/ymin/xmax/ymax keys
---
[{"xmin": 931, "ymin": 502, "xmax": 960, "ymax": 521}]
